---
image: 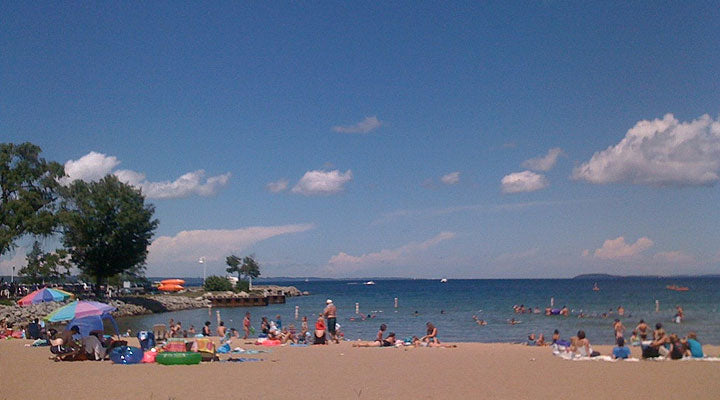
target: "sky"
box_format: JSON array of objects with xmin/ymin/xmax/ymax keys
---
[{"xmin": 2, "ymin": 1, "xmax": 719, "ymax": 279}]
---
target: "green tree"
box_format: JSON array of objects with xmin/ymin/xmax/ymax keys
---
[
  {"xmin": 225, "ymin": 254, "xmax": 261, "ymax": 290},
  {"xmin": 0, "ymin": 143, "xmax": 65, "ymax": 257},
  {"xmin": 60, "ymin": 175, "xmax": 158, "ymax": 297},
  {"xmin": 19, "ymin": 241, "xmax": 72, "ymax": 284},
  {"xmin": 203, "ymin": 275, "xmax": 233, "ymax": 292}
]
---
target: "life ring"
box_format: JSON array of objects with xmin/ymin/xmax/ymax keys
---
[{"xmin": 156, "ymin": 352, "xmax": 202, "ymax": 365}]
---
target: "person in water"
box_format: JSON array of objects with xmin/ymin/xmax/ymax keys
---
[{"xmin": 635, "ymin": 319, "xmax": 649, "ymax": 340}]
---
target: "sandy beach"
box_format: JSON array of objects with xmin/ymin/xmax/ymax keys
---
[{"xmin": 2, "ymin": 339, "xmax": 720, "ymax": 399}]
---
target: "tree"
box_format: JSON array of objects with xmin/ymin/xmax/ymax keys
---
[
  {"xmin": 19, "ymin": 241, "xmax": 72, "ymax": 284},
  {"xmin": 60, "ymin": 175, "xmax": 158, "ymax": 297},
  {"xmin": 0, "ymin": 143, "xmax": 65, "ymax": 257},
  {"xmin": 225, "ymin": 254, "xmax": 261, "ymax": 291}
]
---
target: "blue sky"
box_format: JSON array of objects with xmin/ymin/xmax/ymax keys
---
[{"xmin": 2, "ymin": 1, "xmax": 719, "ymax": 278}]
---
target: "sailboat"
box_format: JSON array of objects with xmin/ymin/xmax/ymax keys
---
[{"xmin": 440, "ymin": 278, "xmax": 448, "ymax": 283}]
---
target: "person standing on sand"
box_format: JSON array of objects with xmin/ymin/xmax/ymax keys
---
[
  {"xmin": 243, "ymin": 312, "xmax": 251, "ymax": 339},
  {"xmin": 324, "ymin": 299, "xmax": 338, "ymax": 343}
]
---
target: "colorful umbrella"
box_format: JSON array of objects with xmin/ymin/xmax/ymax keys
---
[
  {"xmin": 43, "ymin": 300, "xmax": 116, "ymax": 322},
  {"xmin": 17, "ymin": 287, "xmax": 74, "ymax": 306}
]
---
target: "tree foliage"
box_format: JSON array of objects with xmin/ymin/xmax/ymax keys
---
[
  {"xmin": 226, "ymin": 254, "xmax": 261, "ymax": 281},
  {"xmin": 19, "ymin": 241, "xmax": 72, "ymax": 284},
  {"xmin": 0, "ymin": 143, "xmax": 65, "ymax": 257},
  {"xmin": 203, "ymin": 275, "xmax": 233, "ymax": 292},
  {"xmin": 60, "ymin": 175, "xmax": 158, "ymax": 295}
]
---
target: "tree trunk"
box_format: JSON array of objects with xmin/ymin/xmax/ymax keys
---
[{"xmin": 95, "ymin": 275, "xmax": 103, "ymax": 299}]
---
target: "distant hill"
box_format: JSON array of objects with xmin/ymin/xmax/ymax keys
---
[{"xmin": 574, "ymin": 273, "xmax": 720, "ymax": 280}]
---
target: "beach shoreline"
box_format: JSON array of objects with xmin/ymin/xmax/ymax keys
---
[{"xmin": 2, "ymin": 338, "xmax": 720, "ymax": 399}]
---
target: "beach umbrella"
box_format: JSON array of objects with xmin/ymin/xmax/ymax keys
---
[
  {"xmin": 17, "ymin": 287, "xmax": 74, "ymax": 306},
  {"xmin": 43, "ymin": 300, "xmax": 116, "ymax": 322}
]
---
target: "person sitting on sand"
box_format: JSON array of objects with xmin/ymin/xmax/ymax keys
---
[
  {"xmin": 314, "ymin": 314, "xmax": 326, "ymax": 345},
  {"xmin": 649, "ymin": 324, "xmax": 670, "ymax": 357},
  {"xmin": 421, "ymin": 322, "xmax": 439, "ymax": 344},
  {"xmin": 683, "ymin": 332, "xmax": 703, "ymax": 358},
  {"xmin": 375, "ymin": 324, "xmax": 388, "ymax": 343},
  {"xmin": 570, "ymin": 330, "xmax": 597, "ymax": 357},
  {"xmin": 612, "ymin": 337, "xmax": 631, "ymax": 360},
  {"xmin": 527, "ymin": 333, "xmax": 536, "ymax": 346},
  {"xmin": 536, "ymin": 333, "xmax": 546, "ymax": 346},
  {"xmin": 667, "ymin": 334, "xmax": 685, "ymax": 360},
  {"xmin": 629, "ymin": 330, "xmax": 640, "ymax": 346}
]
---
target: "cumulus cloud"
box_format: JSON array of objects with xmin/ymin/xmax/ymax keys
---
[
  {"xmin": 63, "ymin": 152, "xmax": 231, "ymax": 199},
  {"xmin": 440, "ymin": 171, "xmax": 460, "ymax": 185},
  {"xmin": 266, "ymin": 179, "xmax": 289, "ymax": 193},
  {"xmin": 291, "ymin": 170, "xmax": 353, "ymax": 196},
  {"xmin": 573, "ymin": 114, "xmax": 720, "ymax": 186},
  {"xmin": 332, "ymin": 116, "xmax": 382, "ymax": 134},
  {"xmin": 62, "ymin": 151, "xmax": 120, "ymax": 183},
  {"xmin": 501, "ymin": 171, "xmax": 548, "ymax": 193},
  {"xmin": 589, "ymin": 236, "xmax": 654, "ymax": 260},
  {"xmin": 653, "ymin": 251, "xmax": 695, "ymax": 264},
  {"xmin": 327, "ymin": 232, "xmax": 456, "ymax": 274},
  {"xmin": 522, "ymin": 147, "xmax": 564, "ymax": 172},
  {"xmin": 148, "ymin": 224, "xmax": 315, "ymax": 265}
]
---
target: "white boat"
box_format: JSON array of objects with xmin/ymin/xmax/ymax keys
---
[
  {"xmin": 440, "ymin": 278, "xmax": 448, "ymax": 283},
  {"xmin": 364, "ymin": 281, "xmax": 376, "ymax": 285}
]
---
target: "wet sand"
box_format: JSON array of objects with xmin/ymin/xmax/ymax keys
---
[{"xmin": 2, "ymin": 339, "xmax": 720, "ymax": 399}]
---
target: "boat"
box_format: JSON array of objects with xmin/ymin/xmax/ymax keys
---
[
  {"xmin": 364, "ymin": 281, "xmax": 376, "ymax": 285},
  {"xmin": 440, "ymin": 278, "xmax": 448, "ymax": 283},
  {"xmin": 592, "ymin": 282, "xmax": 600, "ymax": 291},
  {"xmin": 666, "ymin": 284, "xmax": 689, "ymax": 292}
]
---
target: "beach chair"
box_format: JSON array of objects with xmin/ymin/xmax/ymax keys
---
[
  {"xmin": 191, "ymin": 337, "xmax": 218, "ymax": 362},
  {"xmin": 153, "ymin": 324, "xmax": 167, "ymax": 342}
]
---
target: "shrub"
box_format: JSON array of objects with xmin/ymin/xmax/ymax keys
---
[
  {"xmin": 203, "ymin": 275, "xmax": 233, "ymax": 292},
  {"xmin": 235, "ymin": 280, "xmax": 249, "ymax": 293}
]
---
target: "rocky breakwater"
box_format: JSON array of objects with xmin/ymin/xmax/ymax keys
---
[
  {"xmin": 254, "ymin": 285, "xmax": 303, "ymax": 297},
  {"xmin": 0, "ymin": 295, "xmax": 211, "ymax": 327}
]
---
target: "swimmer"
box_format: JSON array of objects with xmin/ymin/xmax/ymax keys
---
[
  {"xmin": 508, "ymin": 318, "xmax": 521, "ymax": 325},
  {"xmin": 559, "ymin": 306, "xmax": 569, "ymax": 316},
  {"xmin": 612, "ymin": 319, "xmax": 625, "ymax": 339},
  {"xmin": 674, "ymin": 305, "xmax": 684, "ymax": 323},
  {"xmin": 617, "ymin": 305, "xmax": 625, "ymax": 316}
]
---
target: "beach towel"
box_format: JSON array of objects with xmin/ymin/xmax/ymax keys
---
[
  {"xmin": 224, "ymin": 357, "xmax": 263, "ymax": 362},
  {"xmin": 217, "ymin": 343, "xmax": 231, "ymax": 353}
]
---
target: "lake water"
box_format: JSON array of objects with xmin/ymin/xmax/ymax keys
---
[{"xmin": 116, "ymin": 278, "xmax": 720, "ymax": 345}]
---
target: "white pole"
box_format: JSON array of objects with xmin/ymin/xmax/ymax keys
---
[
  {"xmin": 10, "ymin": 266, "xmax": 14, "ymax": 284},
  {"xmin": 249, "ymin": 275, "xmax": 252, "ymax": 291},
  {"xmin": 295, "ymin": 306, "xmax": 299, "ymax": 320},
  {"xmin": 394, "ymin": 297, "xmax": 398, "ymax": 308},
  {"xmin": 655, "ymin": 300, "xmax": 660, "ymax": 312},
  {"xmin": 355, "ymin": 303, "xmax": 359, "ymax": 314},
  {"xmin": 550, "ymin": 297, "xmax": 554, "ymax": 307},
  {"xmin": 198, "ymin": 257, "xmax": 206, "ymax": 285}
]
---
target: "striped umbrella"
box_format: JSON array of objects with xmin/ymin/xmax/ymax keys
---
[
  {"xmin": 43, "ymin": 300, "xmax": 116, "ymax": 322},
  {"xmin": 17, "ymin": 287, "xmax": 74, "ymax": 306}
]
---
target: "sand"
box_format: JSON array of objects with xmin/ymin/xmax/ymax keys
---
[{"xmin": 2, "ymin": 339, "xmax": 720, "ymax": 400}]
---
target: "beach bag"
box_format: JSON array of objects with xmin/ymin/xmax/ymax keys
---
[{"xmin": 164, "ymin": 338, "xmax": 187, "ymax": 352}]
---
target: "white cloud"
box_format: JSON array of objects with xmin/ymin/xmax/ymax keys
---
[
  {"xmin": 291, "ymin": 169, "xmax": 352, "ymax": 196},
  {"xmin": 591, "ymin": 236, "xmax": 654, "ymax": 260},
  {"xmin": 522, "ymin": 147, "xmax": 564, "ymax": 171},
  {"xmin": 501, "ymin": 171, "xmax": 548, "ymax": 193},
  {"xmin": 332, "ymin": 116, "xmax": 382, "ymax": 134},
  {"xmin": 63, "ymin": 152, "xmax": 231, "ymax": 199},
  {"xmin": 147, "ymin": 224, "xmax": 315, "ymax": 265},
  {"xmin": 327, "ymin": 232, "xmax": 456, "ymax": 274},
  {"xmin": 573, "ymin": 113, "xmax": 720, "ymax": 186},
  {"xmin": 266, "ymin": 179, "xmax": 289, "ymax": 193},
  {"xmin": 440, "ymin": 171, "xmax": 460, "ymax": 185},
  {"xmin": 62, "ymin": 151, "xmax": 120, "ymax": 183},
  {"xmin": 653, "ymin": 251, "xmax": 695, "ymax": 264}
]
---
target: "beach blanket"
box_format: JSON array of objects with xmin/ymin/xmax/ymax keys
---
[
  {"xmin": 231, "ymin": 348, "xmax": 268, "ymax": 354},
  {"xmin": 224, "ymin": 357, "xmax": 263, "ymax": 362},
  {"xmin": 553, "ymin": 351, "xmax": 639, "ymax": 362}
]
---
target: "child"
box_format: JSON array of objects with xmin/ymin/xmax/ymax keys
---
[{"xmin": 612, "ymin": 337, "xmax": 631, "ymax": 359}]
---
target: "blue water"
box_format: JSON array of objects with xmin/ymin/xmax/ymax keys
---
[{"xmin": 117, "ymin": 278, "xmax": 720, "ymax": 345}]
